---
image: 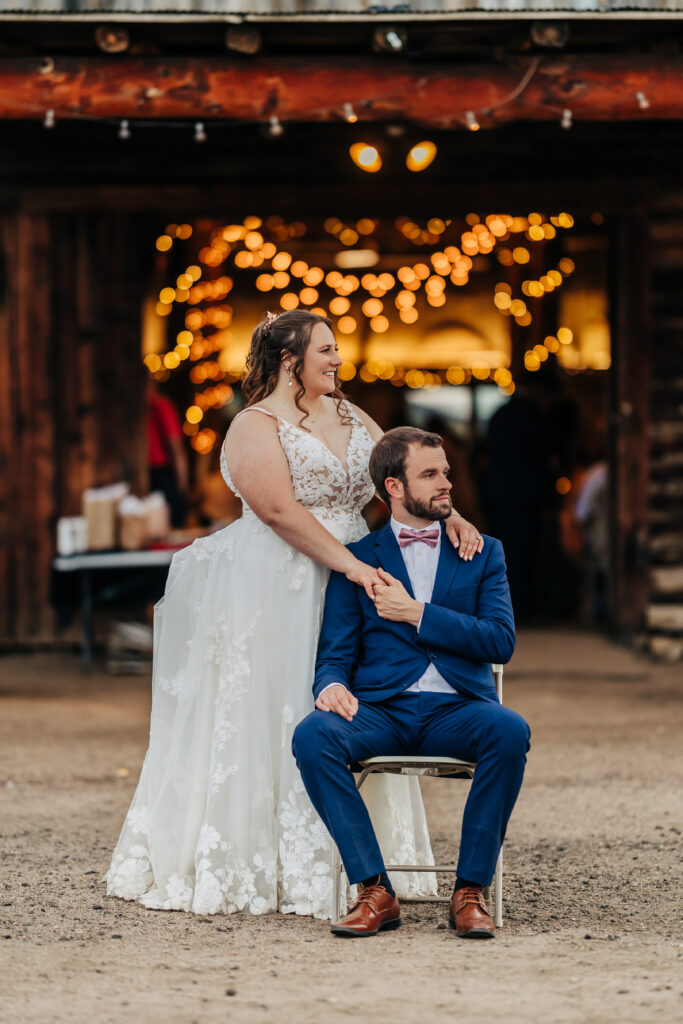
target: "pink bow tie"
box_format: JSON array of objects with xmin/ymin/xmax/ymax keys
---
[{"xmin": 398, "ymin": 528, "xmax": 440, "ymax": 548}]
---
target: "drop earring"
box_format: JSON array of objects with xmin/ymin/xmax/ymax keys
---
[{"xmin": 287, "ymin": 366, "xmax": 293, "ymax": 387}]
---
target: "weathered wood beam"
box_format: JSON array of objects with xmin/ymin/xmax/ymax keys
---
[
  {"xmin": 16, "ymin": 179, "xmax": 654, "ymax": 216},
  {"xmin": 0, "ymin": 55, "xmax": 681, "ymax": 124}
]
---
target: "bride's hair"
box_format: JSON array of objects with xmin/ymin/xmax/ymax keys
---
[{"xmin": 242, "ymin": 310, "xmax": 351, "ymax": 430}]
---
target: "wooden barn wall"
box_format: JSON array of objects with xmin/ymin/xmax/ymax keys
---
[
  {"xmin": 644, "ymin": 207, "xmax": 683, "ymax": 659},
  {"xmin": 0, "ymin": 199, "xmax": 680, "ymax": 654},
  {"xmin": 0, "ymin": 209, "xmax": 149, "ymax": 642}
]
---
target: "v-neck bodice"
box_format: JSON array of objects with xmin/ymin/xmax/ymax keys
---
[{"xmin": 221, "ymin": 400, "xmax": 377, "ymax": 534}]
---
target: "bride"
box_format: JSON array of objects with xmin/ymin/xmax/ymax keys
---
[{"xmin": 106, "ymin": 310, "xmax": 482, "ymax": 918}]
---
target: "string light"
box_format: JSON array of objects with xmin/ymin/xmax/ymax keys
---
[
  {"xmin": 373, "ymin": 27, "xmax": 407, "ymax": 52},
  {"xmin": 343, "ymin": 103, "xmax": 359, "ymax": 124},
  {"xmin": 194, "ymin": 121, "xmax": 207, "ymax": 143},
  {"xmin": 405, "ymin": 140, "xmax": 437, "ymax": 172},
  {"xmin": 560, "ymin": 108, "xmax": 573, "ymax": 130},
  {"xmin": 148, "ymin": 207, "xmax": 595, "ymax": 453},
  {"xmin": 118, "ymin": 119, "xmax": 130, "ymax": 140},
  {"xmin": 465, "ymin": 111, "xmax": 480, "ymax": 132},
  {"xmin": 349, "ymin": 142, "xmax": 382, "ymax": 173},
  {"xmin": 43, "ymin": 108, "xmax": 55, "ymax": 129},
  {"xmin": 267, "ymin": 116, "xmax": 284, "ymax": 138},
  {"xmin": 635, "ymin": 91, "xmax": 650, "ymax": 110}
]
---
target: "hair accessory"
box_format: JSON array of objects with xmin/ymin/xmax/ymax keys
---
[{"xmin": 263, "ymin": 310, "xmax": 279, "ymax": 336}]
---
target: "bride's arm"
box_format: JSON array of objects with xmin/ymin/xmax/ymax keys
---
[
  {"xmin": 224, "ymin": 413, "xmax": 381, "ymax": 599},
  {"xmin": 351, "ymin": 403, "xmax": 484, "ymax": 560}
]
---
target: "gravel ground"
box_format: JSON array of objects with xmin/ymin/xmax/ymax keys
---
[{"xmin": 1, "ymin": 629, "xmax": 682, "ymax": 1024}]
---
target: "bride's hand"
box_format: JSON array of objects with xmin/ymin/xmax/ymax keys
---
[
  {"xmin": 445, "ymin": 513, "xmax": 484, "ymax": 561},
  {"xmin": 345, "ymin": 560, "xmax": 382, "ymax": 600}
]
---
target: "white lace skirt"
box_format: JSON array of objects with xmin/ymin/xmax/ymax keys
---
[{"xmin": 105, "ymin": 511, "xmax": 436, "ymax": 918}]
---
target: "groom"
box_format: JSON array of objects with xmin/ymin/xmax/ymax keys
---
[{"xmin": 293, "ymin": 426, "xmax": 529, "ymax": 939}]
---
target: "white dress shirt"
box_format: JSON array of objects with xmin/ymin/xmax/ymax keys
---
[{"xmin": 389, "ymin": 517, "xmax": 456, "ymax": 695}]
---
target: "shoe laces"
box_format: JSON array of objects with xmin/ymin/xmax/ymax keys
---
[
  {"xmin": 456, "ymin": 886, "xmax": 487, "ymax": 909},
  {"xmin": 353, "ymin": 884, "xmax": 387, "ymax": 909}
]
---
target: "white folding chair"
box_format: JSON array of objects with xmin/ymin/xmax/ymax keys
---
[{"xmin": 331, "ymin": 664, "xmax": 505, "ymax": 927}]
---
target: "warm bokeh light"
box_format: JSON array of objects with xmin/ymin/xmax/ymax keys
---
[
  {"xmin": 144, "ymin": 354, "xmax": 161, "ymax": 373},
  {"xmin": 272, "ymin": 252, "xmax": 292, "ymax": 271},
  {"xmin": 304, "ymin": 267, "xmax": 325, "ymax": 286},
  {"xmin": 406, "ymin": 140, "xmax": 437, "ymax": 173},
  {"xmin": 349, "ymin": 143, "xmax": 382, "ymax": 173},
  {"xmin": 338, "ymin": 362, "xmax": 357, "ymax": 381},
  {"xmin": 186, "ymin": 405, "xmax": 203, "ymax": 424},
  {"xmin": 329, "ymin": 296, "xmax": 351, "ymax": 316},
  {"xmin": 337, "ymin": 315, "xmax": 357, "ymax": 334},
  {"xmin": 446, "ymin": 366, "xmax": 466, "ymax": 385},
  {"xmin": 362, "ymin": 298, "xmax": 383, "ymax": 317}
]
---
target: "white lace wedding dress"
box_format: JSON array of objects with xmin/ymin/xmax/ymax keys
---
[{"xmin": 106, "ymin": 401, "xmax": 436, "ymax": 918}]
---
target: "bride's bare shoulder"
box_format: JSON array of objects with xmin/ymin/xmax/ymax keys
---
[{"xmin": 224, "ymin": 405, "xmax": 280, "ymax": 448}]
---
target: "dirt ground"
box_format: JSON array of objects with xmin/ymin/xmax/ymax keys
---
[{"xmin": 1, "ymin": 629, "xmax": 682, "ymax": 1024}]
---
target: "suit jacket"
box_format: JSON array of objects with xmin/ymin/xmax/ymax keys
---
[{"xmin": 313, "ymin": 522, "xmax": 515, "ymax": 704}]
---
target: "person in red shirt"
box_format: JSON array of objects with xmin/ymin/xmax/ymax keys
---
[{"xmin": 147, "ymin": 378, "xmax": 189, "ymax": 528}]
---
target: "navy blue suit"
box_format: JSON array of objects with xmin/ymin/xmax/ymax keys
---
[{"xmin": 293, "ymin": 522, "xmax": 530, "ymax": 887}]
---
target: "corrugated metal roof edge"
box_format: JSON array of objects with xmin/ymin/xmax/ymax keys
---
[{"xmin": 1, "ymin": 8, "xmax": 683, "ymax": 19}]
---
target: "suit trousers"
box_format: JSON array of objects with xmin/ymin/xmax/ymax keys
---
[{"xmin": 293, "ymin": 690, "xmax": 530, "ymax": 887}]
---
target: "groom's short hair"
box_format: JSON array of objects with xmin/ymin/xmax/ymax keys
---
[{"xmin": 370, "ymin": 426, "xmax": 443, "ymax": 505}]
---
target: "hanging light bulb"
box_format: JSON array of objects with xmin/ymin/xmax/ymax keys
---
[
  {"xmin": 43, "ymin": 108, "xmax": 55, "ymax": 129},
  {"xmin": 94, "ymin": 25, "xmax": 130, "ymax": 54},
  {"xmin": 343, "ymin": 102, "xmax": 359, "ymax": 124},
  {"xmin": 406, "ymin": 140, "xmax": 437, "ymax": 172},
  {"xmin": 267, "ymin": 116, "xmax": 284, "ymax": 138},
  {"xmin": 635, "ymin": 91, "xmax": 650, "ymax": 110},
  {"xmin": 194, "ymin": 121, "xmax": 207, "ymax": 143},
  {"xmin": 349, "ymin": 142, "xmax": 382, "ymax": 173},
  {"xmin": 560, "ymin": 108, "xmax": 573, "ymax": 130},
  {"xmin": 118, "ymin": 119, "xmax": 130, "ymax": 140},
  {"xmin": 372, "ymin": 27, "xmax": 407, "ymax": 53},
  {"xmin": 465, "ymin": 111, "xmax": 480, "ymax": 132}
]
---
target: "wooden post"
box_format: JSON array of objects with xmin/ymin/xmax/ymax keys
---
[{"xmin": 607, "ymin": 214, "xmax": 650, "ymax": 637}]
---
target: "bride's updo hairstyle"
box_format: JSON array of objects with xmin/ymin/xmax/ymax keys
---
[{"xmin": 242, "ymin": 309, "xmax": 351, "ymax": 430}]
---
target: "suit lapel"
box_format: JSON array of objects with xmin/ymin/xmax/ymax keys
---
[
  {"xmin": 431, "ymin": 521, "xmax": 462, "ymax": 606},
  {"xmin": 374, "ymin": 523, "xmax": 415, "ymax": 599}
]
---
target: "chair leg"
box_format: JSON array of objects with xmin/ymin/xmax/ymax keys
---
[
  {"xmin": 332, "ymin": 845, "xmax": 344, "ymax": 922},
  {"xmin": 494, "ymin": 846, "xmax": 503, "ymax": 928}
]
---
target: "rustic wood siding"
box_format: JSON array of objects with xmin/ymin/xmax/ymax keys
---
[{"xmin": 0, "ymin": 209, "xmax": 148, "ymax": 643}]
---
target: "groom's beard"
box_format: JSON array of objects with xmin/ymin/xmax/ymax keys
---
[{"xmin": 402, "ymin": 485, "xmax": 452, "ymax": 521}]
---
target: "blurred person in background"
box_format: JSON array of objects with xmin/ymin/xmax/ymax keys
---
[{"xmin": 147, "ymin": 377, "xmax": 188, "ymax": 528}]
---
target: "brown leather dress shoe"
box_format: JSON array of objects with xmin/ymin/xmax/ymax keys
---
[
  {"xmin": 331, "ymin": 885, "xmax": 401, "ymax": 938},
  {"xmin": 449, "ymin": 887, "xmax": 496, "ymax": 939}
]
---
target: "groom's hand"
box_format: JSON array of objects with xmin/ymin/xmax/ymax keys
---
[
  {"xmin": 316, "ymin": 684, "xmax": 359, "ymax": 721},
  {"xmin": 374, "ymin": 569, "xmax": 424, "ymax": 627}
]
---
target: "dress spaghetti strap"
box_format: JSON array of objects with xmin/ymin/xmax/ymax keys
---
[{"xmin": 233, "ymin": 406, "xmax": 279, "ymax": 423}]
